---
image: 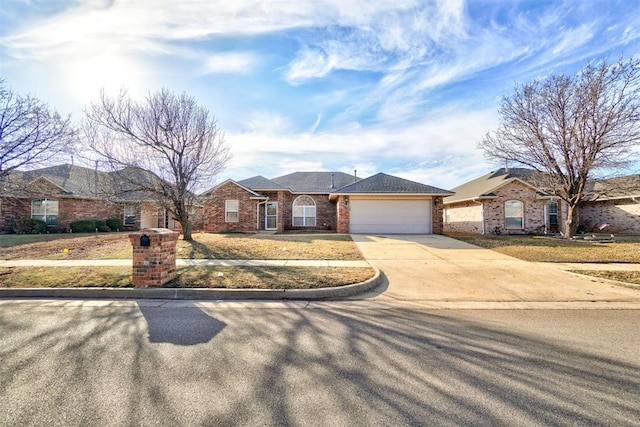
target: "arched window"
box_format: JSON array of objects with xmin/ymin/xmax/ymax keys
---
[
  {"xmin": 293, "ymin": 195, "xmax": 316, "ymax": 227},
  {"xmin": 504, "ymin": 200, "xmax": 524, "ymax": 229}
]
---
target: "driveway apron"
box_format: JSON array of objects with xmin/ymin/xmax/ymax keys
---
[{"xmin": 351, "ymin": 234, "xmax": 640, "ymax": 303}]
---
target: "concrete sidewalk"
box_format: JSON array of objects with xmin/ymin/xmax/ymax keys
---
[{"xmin": 0, "ymin": 259, "xmax": 371, "ymax": 268}]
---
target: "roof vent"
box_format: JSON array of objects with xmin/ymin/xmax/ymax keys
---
[
  {"xmin": 354, "ymin": 169, "xmax": 357, "ymax": 183},
  {"xmin": 331, "ymin": 173, "xmax": 335, "ymax": 189}
]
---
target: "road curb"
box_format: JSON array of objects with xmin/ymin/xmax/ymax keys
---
[{"xmin": 0, "ymin": 267, "xmax": 382, "ymax": 301}]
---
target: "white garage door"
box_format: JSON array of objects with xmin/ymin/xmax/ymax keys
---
[{"xmin": 349, "ymin": 199, "xmax": 432, "ymax": 234}]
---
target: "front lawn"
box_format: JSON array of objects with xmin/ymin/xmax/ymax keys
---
[
  {"xmin": 0, "ymin": 266, "xmax": 375, "ymax": 289},
  {"xmin": 446, "ymin": 233, "xmax": 640, "ymax": 263},
  {"xmin": 0, "ymin": 232, "xmax": 364, "ymax": 261}
]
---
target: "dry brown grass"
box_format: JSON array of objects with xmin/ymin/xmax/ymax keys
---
[
  {"xmin": 0, "ymin": 233, "xmax": 132, "ymax": 260},
  {"xmin": 0, "ymin": 266, "xmax": 375, "ymax": 289},
  {"xmin": 177, "ymin": 233, "xmax": 363, "ymax": 260},
  {"xmin": 446, "ymin": 233, "xmax": 640, "ymax": 263},
  {"xmin": 570, "ymin": 270, "xmax": 640, "ymax": 285},
  {"xmin": 169, "ymin": 266, "xmax": 374, "ymax": 289},
  {"xmin": 0, "ymin": 232, "xmax": 364, "ymax": 260}
]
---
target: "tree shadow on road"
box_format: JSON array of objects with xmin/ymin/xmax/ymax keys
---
[
  {"xmin": 137, "ymin": 301, "xmax": 226, "ymax": 345},
  {"xmin": 1, "ymin": 301, "xmax": 639, "ymax": 425}
]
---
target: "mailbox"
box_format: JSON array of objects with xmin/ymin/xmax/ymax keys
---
[{"xmin": 140, "ymin": 234, "xmax": 151, "ymax": 247}]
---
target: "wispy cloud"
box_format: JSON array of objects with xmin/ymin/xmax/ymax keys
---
[{"xmin": 200, "ymin": 52, "xmax": 259, "ymax": 75}]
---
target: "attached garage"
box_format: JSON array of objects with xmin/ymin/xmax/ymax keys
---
[
  {"xmin": 349, "ymin": 197, "xmax": 432, "ymax": 234},
  {"xmin": 330, "ymin": 172, "xmax": 454, "ymax": 235}
]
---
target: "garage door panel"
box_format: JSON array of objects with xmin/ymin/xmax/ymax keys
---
[{"xmin": 350, "ymin": 199, "xmax": 431, "ymax": 234}]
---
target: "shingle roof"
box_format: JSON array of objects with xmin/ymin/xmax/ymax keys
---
[
  {"xmin": 332, "ymin": 172, "xmax": 453, "ymax": 195},
  {"xmin": 4, "ymin": 164, "xmax": 171, "ymax": 202},
  {"xmin": 583, "ymin": 174, "xmax": 640, "ymax": 200},
  {"xmin": 444, "ymin": 168, "xmax": 547, "ymax": 204},
  {"xmin": 237, "ymin": 175, "xmax": 287, "ymax": 191},
  {"xmin": 271, "ymin": 172, "xmax": 360, "ymax": 193},
  {"xmin": 21, "ymin": 164, "xmax": 113, "ymax": 198}
]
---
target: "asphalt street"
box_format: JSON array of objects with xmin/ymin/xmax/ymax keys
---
[{"xmin": 1, "ymin": 299, "xmax": 639, "ymax": 426}]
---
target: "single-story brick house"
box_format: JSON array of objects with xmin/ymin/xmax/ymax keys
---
[
  {"xmin": 443, "ymin": 168, "xmax": 640, "ymax": 235},
  {"xmin": 0, "ymin": 164, "xmax": 184, "ymax": 232},
  {"xmin": 201, "ymin": 172, "xmax": 453, "ymax": 234}
]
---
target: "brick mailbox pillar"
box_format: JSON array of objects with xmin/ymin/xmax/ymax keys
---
[{"xmin": 129, "ymin": 228, "xmax": 180, "ymax": 288}]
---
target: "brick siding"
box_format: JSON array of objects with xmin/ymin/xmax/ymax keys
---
[
  {"xmin": 202, "ymin": 181, "xmax": 259, "ymax": 232},
  {"xmin": 432, "ymin": 197, "xmax": 444, "ymax": 234},
  {"xmin": 336, "ymin": 196, "xmax": 350, "ymax": 233},
  {"xmin": 282, "ymin": 193, "xmax": 337, "ymax": 232},
  {"xmin": 0, "ymin": 197, "xmax": 30, "ymax": 232},
  {"xmin": 579, "ymin": 199, "xmax": 640, "ymax": 233},
  {"xmin": 443, "ymin": 200, "xmax": 484, "ymax": 233}
]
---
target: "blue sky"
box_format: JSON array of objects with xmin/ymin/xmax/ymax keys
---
[{"xmin": 1, "ymin": 0, "xmax": 639, "ymax": 189}]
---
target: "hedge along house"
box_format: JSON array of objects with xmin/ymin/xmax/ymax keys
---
[
  {"xmin": 201, "ymin": 171, "xmax": 453, "ymax": 234},
  {"xmin": 0, "ymin": 164, "xmax": 185, "ymax": 233},
  {"xmin": 443, "ymin": 168, "xmax": 568, "ymax": 235}
]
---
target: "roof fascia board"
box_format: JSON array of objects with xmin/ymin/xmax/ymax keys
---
[{"xmin": 443, "ymin": 195, "xmax": 497, "ymax": 205}]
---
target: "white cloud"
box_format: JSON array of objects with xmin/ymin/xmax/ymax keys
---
[
  {"xmin": 223, "ymin": 105, "xmax": 498, "ymax": 187},
  {"xmin": 201, "ymin": 52, "xmax": 259, "ymax": 75}
]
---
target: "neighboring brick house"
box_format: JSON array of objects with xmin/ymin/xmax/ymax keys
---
[
  {"xmin": 443, "ymin": 168, "xmax": 568, "ymax": 235},
  {"xmin": 202, "ymin": 171, "xmax": 452, "ymax": 234},
  {"xmin": 0, "ymin": 164, "xmax": 186, "ymax": 233},
  {"xmin": 579, "ymin": 175, "xmax": 640, "ymax": 234},
  {"xmin": 444, "ymin": 168, "xmax": 640, "ymax": 235}
]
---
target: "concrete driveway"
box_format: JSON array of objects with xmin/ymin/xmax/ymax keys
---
[{"xmin": 352, "ymin": 234, "xmax": 640, "ymax": 304}]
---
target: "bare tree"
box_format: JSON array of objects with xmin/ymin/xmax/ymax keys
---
[
  {"xmin": 84, "ymin": 88, "xmax": 231, "ymax": 241},
  {"xmin": 0, "ymin": 79, "xmax": 76, "ymax": 177},
  {"xmin": 480, "ymin": 57, "xmax": 640, "ymax": 237}
]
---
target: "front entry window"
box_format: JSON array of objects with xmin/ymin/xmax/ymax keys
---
[
  {"xmin": 292, "ymin": 195, "xmax": 316, "ymax": 227},
  {"xmin": 505, "ymin": 200, "xmax": 524, "ymax": 230},
  {"xmin": 31, "ymin": 199, "xmax": 59, "ymax": 226}
]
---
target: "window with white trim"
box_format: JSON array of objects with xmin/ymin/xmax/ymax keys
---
[
  {"xmin": 505, "ymin": 200, "xmax": 524, "ymax": 229},
  {"xmin": 31, "ymin": 199, "xmax": 59, "ymax": 226},
  {"xmin": 124, "ymin": 204, "xmax": 137, "ymax": 226},
  {"xmin": 225, "ymin": 200, "xmax": 239, "ymax": 222},
  {"xmin": 293, "ymin": 195, "xmax": 316, "ymax": 227}
]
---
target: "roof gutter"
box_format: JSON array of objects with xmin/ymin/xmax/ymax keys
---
[
  {"xmin": 632, "ymin": 197, "xmax": 640, "ymax": 204},
  {"xmin": 472, "ymin": 199, "xmax": 485, "ymax": 235}
]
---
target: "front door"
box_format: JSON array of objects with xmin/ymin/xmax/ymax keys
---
[{"xmin": 265, "ymin": 202, "xmax": 278, "ymax": 230}]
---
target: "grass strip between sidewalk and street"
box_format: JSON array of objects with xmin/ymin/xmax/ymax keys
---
[
  {"xmin": 0, "ymin": 266, "xmax": 375, "ymax": 289},
  {"xmin": 570, "ymin": 270, "xmax": 640, "ymax": 285}
]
